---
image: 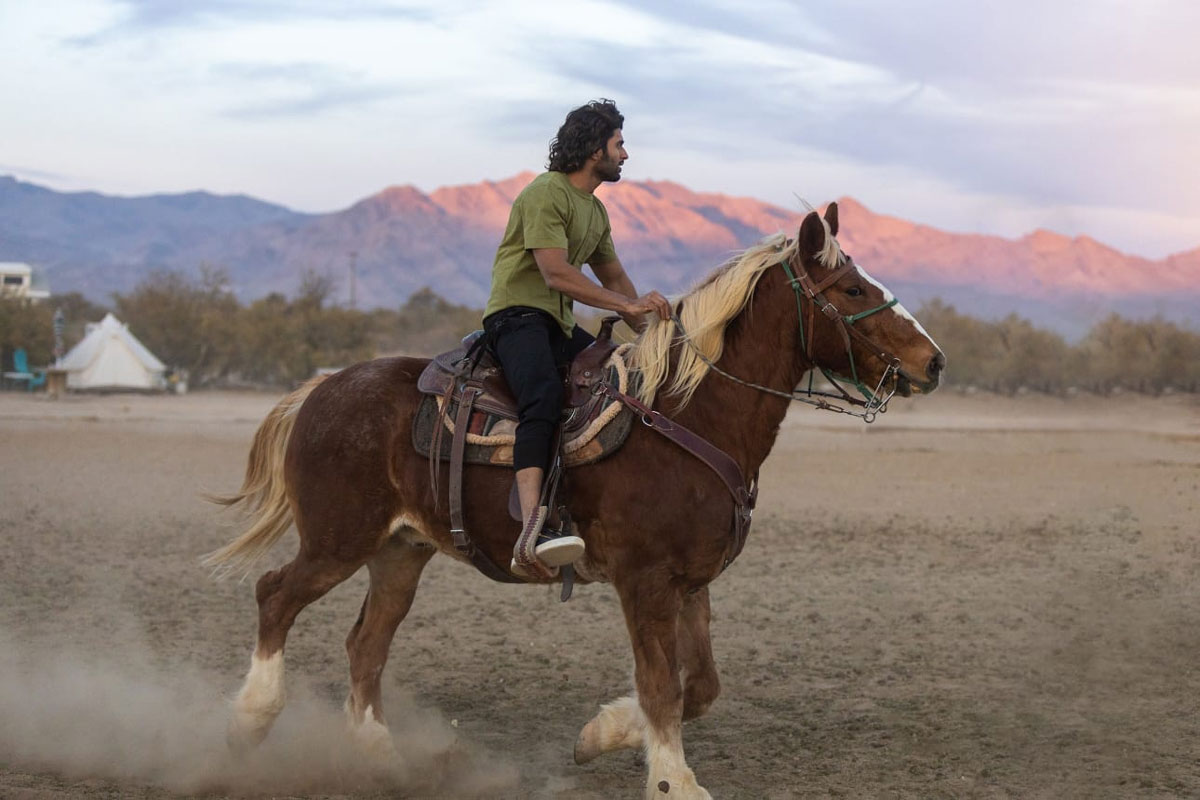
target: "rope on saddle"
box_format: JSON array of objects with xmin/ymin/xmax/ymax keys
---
[{"xmin": 436, "ymin": 343, "xmax": 633, "ymax": 451}]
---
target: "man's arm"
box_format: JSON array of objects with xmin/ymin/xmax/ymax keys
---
[
  {"xmin": 590, "ymin": 257, "xmax": 655, "ymax": 331},
  {"xmin": 533, "ymin": 249, "xmax": 670, "ymax": 329}
]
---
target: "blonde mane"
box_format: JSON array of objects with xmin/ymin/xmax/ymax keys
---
[{"xmin": 630, "ymin": 220, "xmax": 842, "ymax": 409}]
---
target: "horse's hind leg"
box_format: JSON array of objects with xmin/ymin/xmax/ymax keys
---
[
  {"xmin": 228, "ymin": 551, "xmax": 365, "ymax": 750},
  {"xmin": 343, "ymin": 536, "xmax": 436, "ymax": 757},
  {"xmin": 574, "ymin": 588, "xmax": 717, "ymax": 765}
]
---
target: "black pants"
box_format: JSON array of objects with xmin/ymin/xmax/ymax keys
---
[{"xmin": 483, "ymin": 307, "xmax": 595, "ymax": 472}]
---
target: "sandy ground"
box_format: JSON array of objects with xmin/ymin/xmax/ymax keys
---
[{"xmin": 1, "ymin": 387, "xmax": 1198, "ymax": 799}]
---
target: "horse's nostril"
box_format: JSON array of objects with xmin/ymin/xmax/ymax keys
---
[{"xmin": 927, "ymin": 352, "xmax": 946, "ymax": 379}]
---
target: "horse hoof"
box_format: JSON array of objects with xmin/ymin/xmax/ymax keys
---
[
  {"xmin": 225, "ymin": 713, "xmax": 269, "ymax": 756},
  {"xmin": 644, "ymin": 775, "xmax": 712, "ymax": 800},
  {"xmin": 347, "ymin": 704, "xmax": 399, "ymax": 763},
  {"xmin": 573, "ymin": 718, "xmax": 603, "ymax": 765},
  {"xmin": 648, "ymin": 782, "xmax": 710, "ymax": 800}
]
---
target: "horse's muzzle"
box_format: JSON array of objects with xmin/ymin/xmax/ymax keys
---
[
  {"xmin": 896, "ymin": 351, "xmax": 945, "ymax": 396},
  {"xmin": 927, "ymin": 351, "xmax": 946, "ymax": 382}
]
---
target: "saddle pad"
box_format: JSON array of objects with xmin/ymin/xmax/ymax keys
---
[{"xmin": 412, "ymin": 349, "xmax": 639, "ymax": 468}]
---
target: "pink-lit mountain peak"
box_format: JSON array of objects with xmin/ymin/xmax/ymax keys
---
[
  {"xmin": 1022, "ymin": 228, "xmax": 1076, "ymax": 253},
  {"xmin": 343, "ymin": 173, "xmax": 1199, "ymax": 296},
  {"xmin": 357, "ymin": 184, "xmax": 436, "ymax": 215}
]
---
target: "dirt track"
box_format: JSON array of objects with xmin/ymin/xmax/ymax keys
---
[{"xmin": 1, "ymin": 389, "xmax": 1198, "ymax": 798}]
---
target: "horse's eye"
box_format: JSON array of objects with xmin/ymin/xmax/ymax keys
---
[{"xmin": 846, "ymin": 286, "xmax": 864, "ymax": 297}]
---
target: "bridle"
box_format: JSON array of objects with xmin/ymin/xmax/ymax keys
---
[{"xmin": 671, "ymin": 244, "xmax": 914, "ymax": 423}]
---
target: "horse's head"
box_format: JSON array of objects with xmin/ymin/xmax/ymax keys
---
[{"xmin": 791, "ymin": 202, "xmax": 945, "ymax": 399}]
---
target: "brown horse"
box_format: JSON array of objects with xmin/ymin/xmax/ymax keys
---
[{"xmin": 205, "ymin": 203, "xmax": 944, "ymax": 799}]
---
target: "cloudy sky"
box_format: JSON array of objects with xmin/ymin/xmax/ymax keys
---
[{"xmin": 2, "ymin": 0, "xmax": 1198, "ymax": 258}]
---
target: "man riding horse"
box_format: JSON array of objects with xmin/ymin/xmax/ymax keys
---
[
  {"xmin": 207, "ymin": 95, "xmax": 946, "ymax": 798},
  {"xmin": 482, "ymin": 99, "xmax": 671, "ymax": 574}
]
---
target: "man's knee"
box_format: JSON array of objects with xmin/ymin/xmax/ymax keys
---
[
  {"xmin": 514, "ymin": 418, "xmax": 555, "ymax": 471},
  {"xmin": 519, "ymin": 377, "xmax": 563, "ymax": 423}
]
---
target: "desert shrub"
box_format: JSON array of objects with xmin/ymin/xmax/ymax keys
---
[
  {"xmin": 0, "ymin": 292, "xmax": 107, "ymax": 370},
  {"xmin": 1077, "ymin": 314, "xmax": 1200, "ymax": 394},
  {"xmin": 370, "ymin": 287, "xmax": 483, "ymax": 356},
  {"xmin": 113, "ymin": 268, "xmax": 374, "ymax": 387},
  {"xmin": 914, "ymin": 300, "xmax": 1200, "ymax": 395},
  {"xmin": 113, "ymin": 266, "xmax": 240, "ymax": 385}
]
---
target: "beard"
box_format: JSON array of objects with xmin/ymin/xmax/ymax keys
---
[{"xmin": 596, "ymin": 153, "xmax": 623, "ymax": 182}]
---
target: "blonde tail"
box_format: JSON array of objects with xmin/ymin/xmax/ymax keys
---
[{"xmin": 202, "ymin": 376, "xmax": 328, "ymax": 580}]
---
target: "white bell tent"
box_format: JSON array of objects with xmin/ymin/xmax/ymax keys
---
[{"xmin": 60, "ymin": 313, "xmax": 167, "ymax": 391}]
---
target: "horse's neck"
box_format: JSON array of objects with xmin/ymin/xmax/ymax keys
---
[{"xmin": 671, "ymin": 268, "xmax": 807, "ymax": 475}]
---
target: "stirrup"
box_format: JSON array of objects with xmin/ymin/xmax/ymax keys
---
[{"xmin": 533, "ymin": 526, "xmax": 586, "ymax": 567}]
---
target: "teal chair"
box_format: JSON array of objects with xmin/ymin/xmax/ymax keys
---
[{"xmin": 3, "ymin": 348, "xmax": 45, "ymax": 391}]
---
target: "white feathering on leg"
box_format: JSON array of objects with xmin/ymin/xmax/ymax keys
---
[
  {"xmin": 229, "ymin": 650, "xmax": 286, "ymax": 747},
  {"xmin": 575, "ymin": 694, "xmax": 648, "ymax": 764},
  {"xmin": 643, "ymin": 718, "xmax": 710, "ymax": 799}
]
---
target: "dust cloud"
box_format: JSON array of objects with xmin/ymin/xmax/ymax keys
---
[{"xmin": 0, "ymin": 627, "xmax": 519, "ymax": 797}]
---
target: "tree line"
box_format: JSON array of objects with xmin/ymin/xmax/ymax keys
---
[
  {"xmin": 2, "ymin": 270, "xmax": 1198, "ymax": 394},
  {"xmin": 0, "ymin": 268, "xmax": 477, "ymax": 388},
  {"xmin": 916, "ymin": 299, "xmax": 1200, "ymax": 395}
]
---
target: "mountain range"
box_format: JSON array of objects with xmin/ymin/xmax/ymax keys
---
[{"xmin": 2, "ymin": 172, "xmax": 1197, "ymax": 337}]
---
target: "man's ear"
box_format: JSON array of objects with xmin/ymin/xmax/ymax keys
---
[{"xmin": 589, "ymin": 148, "xmax": 604, "ymax": 162}]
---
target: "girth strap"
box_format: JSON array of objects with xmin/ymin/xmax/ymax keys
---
[
  {"xmin": 594, "ymin": 382, "xmax": 757, "ymax": 570},
  {"xmin": 448, "ymin": 385, "xmax": 524, "ymax": 584},
  {"xmin": 448, "ymin": 385, "xmax": 476, "ymax": 552}
]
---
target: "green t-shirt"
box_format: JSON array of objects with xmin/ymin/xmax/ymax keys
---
[{"xmin": 484, "ymin": 171, "xmax": 618, "ymax": 334}]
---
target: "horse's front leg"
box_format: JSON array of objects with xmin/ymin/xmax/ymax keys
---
[
  {"xmin": 617, "ymin": 572, "xmax": 711, "ymax": 800},
  {"xmin": 678, "ymin": 587, "xmax": 719, "ymax": 722},
  {"xmin": 575, "ymin": 586, "xmax": 719, "ymax": 766}
]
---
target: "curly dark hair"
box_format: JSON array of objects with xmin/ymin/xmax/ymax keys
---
[{"xmin": 547, "ymin": 99, "xmax": 625, "ymax": 173}]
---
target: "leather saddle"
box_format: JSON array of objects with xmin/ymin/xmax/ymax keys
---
[
  {"xmin": 415, "ymin": 317, "xmax": 621, "ymax": 587},
  {"xmin": 416, "ymin": 316, "xmax": 621, "ymax": 434}
]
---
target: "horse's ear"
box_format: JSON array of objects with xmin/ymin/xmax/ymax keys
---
[
  {"xmin": 799, "ymin": 210, "xmax": 826, "ymax": 258},
  {"xmin": 824, "ymin": 202, "xmax": 839, "ymax": 237}
]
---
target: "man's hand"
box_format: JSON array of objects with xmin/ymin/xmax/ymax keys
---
[{"xmin": 623, "ymin": 291, "xmax": 672, "ymax": 322}]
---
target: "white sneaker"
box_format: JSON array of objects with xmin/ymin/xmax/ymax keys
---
[{"xmin": 533, "ymin": 529, "xmax": 586, "ymax": 567}]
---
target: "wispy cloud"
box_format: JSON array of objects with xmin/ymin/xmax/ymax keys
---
[
  {"xmin": 606, "ymin": 0, "xmax": 836, "ymax": 54},
  {"xmin": 69, "ymin": 0, "xmax": 435, "ymax": 44},
  {"xmin": 0, "ymin": 164, "xmax": 75, "ymax": 183},
  {"xmin": 211, "ymin": 61, "xmax": 408, "ymax": 118},
  {"xmin": 223, "ymin": 84, "xmax": 403, "ymax": 119}
]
